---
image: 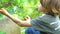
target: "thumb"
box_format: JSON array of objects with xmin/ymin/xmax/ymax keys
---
[{"xmin": 25, "ymin": 16, "xmax": 30, "ymax": 20}]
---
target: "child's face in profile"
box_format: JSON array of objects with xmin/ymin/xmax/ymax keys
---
[{"xmin": 38, "ymin": 3, "xmax": 46, "ymax": 13}]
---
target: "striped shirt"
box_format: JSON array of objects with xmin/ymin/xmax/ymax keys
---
[{"xmin": 31, "ymin": 14, "xmax": 60, "ymax": 34}]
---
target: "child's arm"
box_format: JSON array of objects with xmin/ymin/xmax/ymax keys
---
[{"xmin": 0, "ymin": 8, "xmax": 31, "ymax": 27}]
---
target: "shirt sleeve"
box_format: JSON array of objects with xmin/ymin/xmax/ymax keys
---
[
  {"xmin": 30, "ymin": 16, "xmax": 43, "ymax": 31},
  {"xmin": 30, "ymin": 14, "xmax": 45, "ymax": 26}
]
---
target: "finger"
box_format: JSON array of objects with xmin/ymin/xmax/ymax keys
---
[
  {"xmin": 26, "ymin": 16, "xmax": 30, "ymax": 19},
  {"xmin": 25, "ymin": 16, "xmax": 30, "ymax": 20},
  {"xmin": 25, "ymin": 17, "xmax": 28, "ymax": 20}
]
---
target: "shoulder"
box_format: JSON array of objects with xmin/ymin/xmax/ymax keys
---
[{"xmin": 39, "ymin": 14, "xmax": 55, "ymax": 19}]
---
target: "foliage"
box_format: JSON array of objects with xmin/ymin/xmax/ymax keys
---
[
  {"xmin": 0, "ymin": 0, "xmax": 41, "ymax": 19},
  {"xmin": 0, "ymin": 31, "xmax": 6, "ymax": 34},
  {"xmin": 0, "ymin": 0, "xmax": 41, "ymax": 34}
]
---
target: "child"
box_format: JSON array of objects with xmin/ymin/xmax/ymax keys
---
[{"xmin": 0, "ymin": 0, "xmax": 60, "ymax": 34}]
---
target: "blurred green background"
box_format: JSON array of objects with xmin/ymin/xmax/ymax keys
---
[{"xmin": 0, "ymin": 0, "xmax": 42, "ymax": 34}]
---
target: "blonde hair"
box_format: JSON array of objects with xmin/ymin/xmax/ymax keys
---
[{"xmin": 40, "ymin": 0, "xmax": 60, "ymax": 16}]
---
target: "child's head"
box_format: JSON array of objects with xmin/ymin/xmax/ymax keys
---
[{"xmin": 40, "ymin": 0, "xmax": 60, "ymax": 16}]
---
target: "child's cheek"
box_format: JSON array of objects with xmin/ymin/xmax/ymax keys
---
[{"xmin": 38, "ymin": 4, "xmax": 45, "ymax": 12}]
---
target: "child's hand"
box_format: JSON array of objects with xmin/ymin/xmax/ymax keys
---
[
  {"xmin": 25, "ymin": 16, "xmax": 31, "ymax": 21},
  {"xmin": 0, "ymin": 8, "xmax": 9, "ymax": 15}
]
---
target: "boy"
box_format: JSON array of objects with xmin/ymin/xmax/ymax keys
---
[{"xmin": 0, "ymin": 0, "xmax": 60, "ymax": 34}]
